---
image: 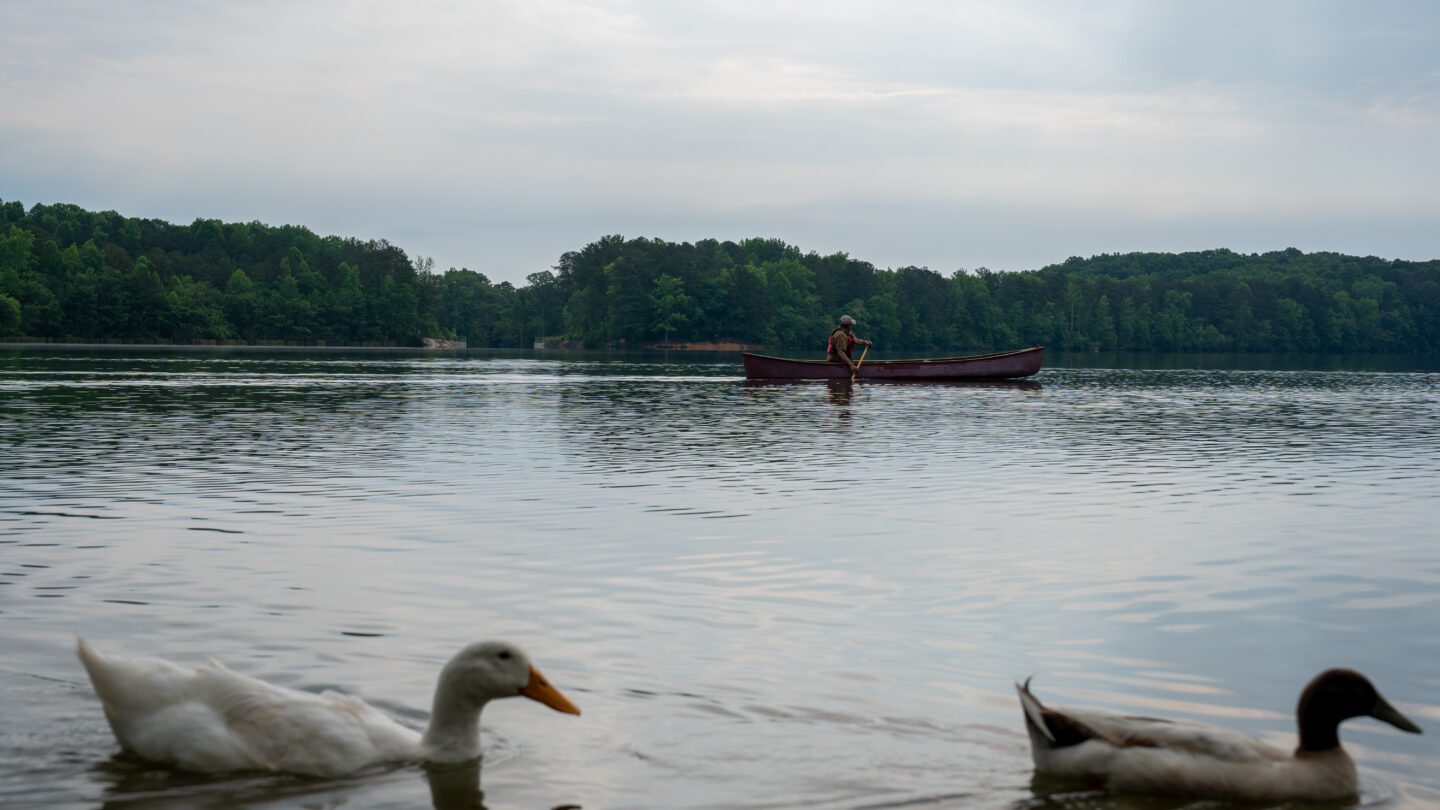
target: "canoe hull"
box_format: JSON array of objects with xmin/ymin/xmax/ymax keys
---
[{"xmin": 742, "ymin": 346, "xmax": 1044, "ymax": 380}]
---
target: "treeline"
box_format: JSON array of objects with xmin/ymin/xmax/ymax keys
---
[
  {"xmin": 0, "ymin": 200, "xmax": 449, "ymax": 345},
  {"xmin": 553, "ymin": 236, "xmax": 1440, "ymax": 352},
  {"xmin": 4, "ymin": 199, "xmax": 1439, "ymax": 352}
]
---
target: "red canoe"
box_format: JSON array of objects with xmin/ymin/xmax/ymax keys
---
[{"xmin": 742, "ymin": 346, "xmax": 1045, "ymax": 380}]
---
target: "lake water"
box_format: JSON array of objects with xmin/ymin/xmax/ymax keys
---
[{"xmin": 2, "ymin": 348, "xmax": 1438, "ymax": 810}]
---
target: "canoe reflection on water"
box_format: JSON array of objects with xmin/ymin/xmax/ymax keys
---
[
  {"xmin": 742, "ymin": 378, "xmax": 1044, "ymax": 395},
  {"xmin": 741, "ymin": 377, "xmax": 1044, "ymax": 413}
]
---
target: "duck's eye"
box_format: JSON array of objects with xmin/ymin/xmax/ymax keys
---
[{"xmin": 498, "ymin": 650, "xmax": 512, "ymax": 660}]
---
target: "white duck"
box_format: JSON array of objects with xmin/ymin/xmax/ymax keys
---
[
  {"xmin": 1017, "ymin": 669, "xmax": 1421, "ymax": 802},
  {"xmin": 77, "ymin": 638, "xmax": 580, "ymax": 777}
]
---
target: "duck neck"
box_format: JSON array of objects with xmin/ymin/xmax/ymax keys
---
[
  {"xmin": 1296, "ymin": 713, "xmax": 1342, "ymax": 753},
  {"xmin": 421, "ymin": 680, "xmax": 486, "ymax": 761}
]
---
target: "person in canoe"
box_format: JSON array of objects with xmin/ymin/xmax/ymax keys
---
[{"xmin": 827, "ymin": 315, "xmax": 874, "ymax": 373}]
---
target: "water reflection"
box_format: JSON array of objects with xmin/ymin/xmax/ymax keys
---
[{"xmin": 1046, "ymin": 350, "xmax": 1440, "ymax": 373}]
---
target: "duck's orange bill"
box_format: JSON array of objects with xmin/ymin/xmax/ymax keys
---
[{"xmin": 520, "ymin": 664, "xmax": 581, "ymax": 715}]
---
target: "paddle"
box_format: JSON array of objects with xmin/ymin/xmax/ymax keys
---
[{"xmin": 851, "ymin": 344, "xmax": 869, "ymax": 382}]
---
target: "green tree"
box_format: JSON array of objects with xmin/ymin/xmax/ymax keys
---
[
  {"xmin": 526, "ymin": 270, "xmax": 565, "ymax": 339},
  {"xmin": 167, "ymin": 276, "xmax": 230, "ymax": 340},
  {"xmin": 1156, "ymin": 290, "xmax": 1193, "ymax": 350},
  {"xmin": 6, "ymin": 199, "xmax": 1440, "ymax": 353},
  {"xmin": 651, "ymin": 274, "xmax": 692, "ymax": 344},
  {"xmin": 122, "ymin": 257, "xmax": 171, "ymax": 337},
  {"xmin": 1091, "ymin": 294, "xmax": 1117, "ymax": 349},
  {"xmin": 225, "ymin": 268, "xmax": 261, "ymax": 340},
  {"xmin": 330, "ymin": 262, "xmax": 367, "ymax": 342},
  {"xmin": 603, "ymin": 256, "xmax": 654, "ymax": 342},
  {"xmin": 0, "ymin": 293, "xmax": 19, "ymax": 336},
  {"xmin": 727, "ymin": 264, "xmax": 773, "ymax": 343}
]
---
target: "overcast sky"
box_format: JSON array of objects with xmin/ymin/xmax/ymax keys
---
[{"xmin": 3, "ymin": 1, "xmax": 1438, "ymax": 284}]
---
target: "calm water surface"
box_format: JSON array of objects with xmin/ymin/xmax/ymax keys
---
[{"xmin": 2, "ymin": 349, "xmax": 1438, "ymax": 810}]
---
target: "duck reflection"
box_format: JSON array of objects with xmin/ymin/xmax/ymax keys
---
[
  {"xmin": 92, "ymin": 754, "xmax": 578, "ymax": 810},
  {"xmin": 1019, "ymin": 771, "xmax": 1239, "ymax": 809},
  {"xmin": 426, "ymin": 761, "xmax": 581, "ymax": 810},
  {"xmin": 426, "ymin": 760, "xmax": 486, "ymax": 810}
]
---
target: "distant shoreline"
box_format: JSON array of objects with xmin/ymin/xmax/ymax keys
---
[
  {"xmin": 642, "ymin": 341, "xmax": 764, "ymax": 351},
  {"xmin": 0, "ymin": 341, "xmax": 458, "ymax": 352},
  {"xmin": 5, "ymin": 343, "xmax": 1436, "ymax": 372},
  {"xmin": 0, "ymin": 341, "xmax": 756, "ymax": 353}
]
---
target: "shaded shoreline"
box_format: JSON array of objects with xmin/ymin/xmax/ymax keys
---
[
  {"xmin": 0, "ymin": 341, "xmax": 459, "ymax": 352},
  {"xmin": 3, "ymin": 343, "xmax": 1437, "ymax": 372}
]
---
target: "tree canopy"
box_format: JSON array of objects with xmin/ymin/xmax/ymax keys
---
[{"xmin": 3, "ymin": 199, "xmax": 1438, "ymax": 352}]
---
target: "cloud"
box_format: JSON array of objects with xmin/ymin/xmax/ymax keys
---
[{"xmin": 2, "ymin": 0, "xmax": 1438, "ymax": 281}]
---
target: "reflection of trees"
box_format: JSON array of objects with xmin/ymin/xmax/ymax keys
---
[
  {"xmin": 1051, "ymin": 351, "xmax": 1432, "ymax": 372},
  {"xmin": 0, "ymin": 352, "xmax": 421, "ymax": 513},
  {"xmin": 1040, "ymin": 368, "xmax": 1432, "ymax": 466}
]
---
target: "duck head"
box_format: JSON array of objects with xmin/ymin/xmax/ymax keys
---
[
  {"xmin": 423, "ymin": 641, "xmax": 579, "ymax": 764},
  {"xmin": 441, "ymin": 641, "xmax": 581, "ymax": 715},
  {"xmin": 1296, "ymin": 669, "xmax": 1420, "ymax": 753}
]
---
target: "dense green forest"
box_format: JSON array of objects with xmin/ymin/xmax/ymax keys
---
[{"xmin": 3, "ymin": 199, "xmax": 1439, "ymax": 352}]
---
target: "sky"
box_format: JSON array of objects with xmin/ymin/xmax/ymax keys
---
[{"xmin": 3, "ymin": 0, "xmax": 1438, "ymax": 285}]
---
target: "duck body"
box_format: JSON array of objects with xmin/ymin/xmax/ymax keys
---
[
  {"xmin": 78, "ymin": 638, "xmax": 579, "ymax": 777},
  {"xmin": 1019, "ymin": 695, "xmax": 1354, "ymax": 801},
  {"xmin": 1017, "ymin": 669, "xmax": 1420, "ymax": 803}
]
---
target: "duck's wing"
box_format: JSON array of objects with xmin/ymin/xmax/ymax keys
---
[
  {"xmin": 79, "ymin": 640, "xmax": 421, "ymax": 776},
  {"xmin": 1066, "ymin": 708, "xmax": 1288, "ymax": 764},
  {"xmin": 190, "ymin": 662, "xmax": 422, "ymax": 776},
  {"xmin": 1069, "ymin": 710, "xmax": 1356, "ymax": 802}
]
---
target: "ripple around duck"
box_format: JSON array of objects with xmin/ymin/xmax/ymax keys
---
[{"xmin": 1, "ymin": 354, "xmax": 1438, "ymax": 807}]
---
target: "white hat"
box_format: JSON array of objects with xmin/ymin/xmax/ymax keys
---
[{"xmin": 839, "ymin": 315, "xmax": 855, "ymax": 326}]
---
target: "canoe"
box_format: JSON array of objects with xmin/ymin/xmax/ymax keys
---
[{"xmin": 742, "ymin": 346, "xmax": 1044, "ymax": 380}]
